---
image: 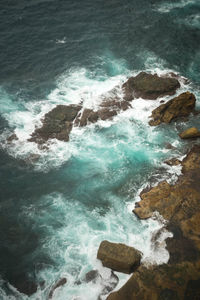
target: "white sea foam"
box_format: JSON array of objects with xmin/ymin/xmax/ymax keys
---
[{"xmin": 154, "ymin": 0, "xmax": 196, "ymax": 13}]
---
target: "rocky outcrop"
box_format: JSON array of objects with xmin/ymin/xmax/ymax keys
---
[
  {"xmin": 29, "ymin": 96, "xmax": 131, "ymax": 144},
  {"xmin": 29, "ymin": 105, "xmax": 81, "ymax": 144},
  {"xmin": 48, "ymin": 277, "xmax": 67, "ymax": 299},
  {"xmin": 179, "ymin": 127, "xmax": 200, "ymax": 139},
  {"xmin": 122, "ymin": 72, "xmax": 180, "ymax": 101},
  {"xmin": 97, "ymin": 240, "xmax": 142, "ymax": 274},
  {"xmin": 149, "ymin": 92, "xmax": 196, "ymax": 126},
  {"xmin": 107, "ymin": 146, "xmax": 200, "ymax": 300},
  {"xmin": 107, "ymin": 263, "xmax": 200, "ymax": 300},
  {"xmin": 164, "ymin": 158, "xmax": 181, "ymax": 166},
  {"xmin": 27, "ymin": 72, "xmax": 182, "ymax": 144}
]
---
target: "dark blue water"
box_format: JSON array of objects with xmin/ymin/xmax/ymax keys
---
[{"xmin": 0, "ymin": 0, "xmax": 200, "ymax": 299}]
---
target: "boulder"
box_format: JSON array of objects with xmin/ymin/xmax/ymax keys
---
[
  {"xmin": 122, "ymin": 72, "xmax": 180, "ymax": 101},
  {"xmin": 97, "ymin": 240, "xmax": 142, "ymax": 274},
  {"xmin": 149, "ymin": 92, "xmax": 196, "ymax": 126},
  {"xmin": 179, "ymin": 127, "xmax": 200, "ymax": 139},
  {"xmin": 29, "ymin": 105, "xmax": 81, "ymax": 143}
]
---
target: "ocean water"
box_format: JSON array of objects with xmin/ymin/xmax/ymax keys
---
[{"xmin": 0, "ymin": 0, "xmax": 200, "ymax": 299}]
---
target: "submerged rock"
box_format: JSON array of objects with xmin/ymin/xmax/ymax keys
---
[
  {"xmin": 48, "ymin": 277, "xmax": 67, "ymax": 299},
  {"xmin": 9, "ymin": 275, "xmax": 37, "ymax": 296},
  {"xmin": 149, "ymin": 92, "xmax": 196, "ymax": 126},
  {"xmin": 107, "ymin": 146, "xmax": 200, "ymax": 300},
  {"xmin": 7, "ymin": 133, "xmax": 18, "ymax": 143},
  {"xmin": 83, "ymin": 270, "xmax": 101, "ymax": 284},
  {"xmin": 97, "ymin": 240, "xmax": 142, "ymax": 274},
  {"xmin": 122, "ymin": 72, "xmax": 180, "ymax": 101},
  {"xmin": 179, "ymin": 127, "xmax": 200, "ymax": 139}
]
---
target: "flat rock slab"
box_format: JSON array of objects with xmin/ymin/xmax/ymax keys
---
[
  {"xmin": 97, "ymin": 240, "xmax": 142, "ymax": 274},
  {"xmin": 122, "ymin": 72, "xmax": 180, "ymax": 101},
  {"xmin": 149, "ymin": 92, "xmax": 196, "ymax": 126}
]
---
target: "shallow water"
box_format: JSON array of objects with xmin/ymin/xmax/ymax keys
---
[{"xmin": 0, "ymin": 0, "xmax": 200, "ymax": 299}]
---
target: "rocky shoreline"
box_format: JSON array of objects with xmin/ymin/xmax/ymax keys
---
[
  {"xmin": 105, "ymin": 144, "xmax": 200, "ymax": 300},
  {"xmin": 6, "ymin": 71, "xmax": 200, "ymax": 298}
]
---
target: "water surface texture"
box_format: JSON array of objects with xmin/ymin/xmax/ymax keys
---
[{"xmin": 0, "ymin": 0, "xmax": 200, "ymax": 299}]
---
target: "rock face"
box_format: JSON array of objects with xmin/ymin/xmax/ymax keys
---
[
  {"xmin": 97, "ymin": 240, "xmax": 142, "ymax": 274},
  {"xmin": 29, "ymin": 105, "xmax": 81, "ymax": 144},
  {"xmin": 149, "ymin": 92, "xmax": 196, "ymax": 126},
  {"xmin": 107, "ymin": 146, "xmax": 200, "ymax": 300},
  {"xmin": 122, "ymin": 72, "xmax": 180, "ymax": 101},
  {"xmin": 179, "ymin": 127, "xmax": 200, "ymax": 139}
]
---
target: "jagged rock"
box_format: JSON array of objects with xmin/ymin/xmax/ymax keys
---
[
  {"xmin": 122, "ymin": 72, "xmax": 180, "ymax": 101},
  {"xmin": 97, "ymin": 241, "xmax": 142, "ymax": 274},
  {"xmin": 149, "ymin": 92, "xmax": 196, "ymax": 126},
  {"xmin": 107, "ymin": 263, "xmax": 200, "ymax": 300},
  {"xmin": 29, "ymin": 105, "xmax": 81, "ymax": 143},
  {"xmin": 108, "ymin": 146, "xmax": 200, "ymax": 300},
  {"xmin": 7, "ymin": 133, "xmax": 18, "ymax": 143},
  {"xmin": 83, "ymin": 270, "xmax": 101, "ymax": 284},
  {"xmin": 99, "ymin": 271, "xmax": 119, "ymax": 299},
  {"xmin": 78, "ymin": 109, "xmax": 99, "ymax": 127},
  {"xmin": 48, "ymin": 278, "xmax": 67, "ymax": 299},
  {"xmin": 164, "ymin": 158, "xmax": 181, "ymax": 166},
  {"xmin": 179, "ymin": 127, "xmax": 200, "ymax": 139}
]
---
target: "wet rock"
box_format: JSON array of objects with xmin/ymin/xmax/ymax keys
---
[
  {"xmin": 149, "ymin": 92, "xmax": 196, "ymax": 126},
  {"xmin": 122, "ymin": 72, "xmax": 180, "ymax": 101},
  {"xmin": 165, "ymin": 143, "xmax": 176, "ymax": 150},
  {"xmin": 29, "ymin": 105, "xmax": 81, "ymax": 143},
  {"xmin": 10, "ymin": 276, "xmax": 37, "ymax": 296},
  {"xmin": 99, "ymin": 271, "xmax": 119, "ymax": 299},
  {"xmin": 7, "ymin": 133, "xmax": 18, "ymax": 143},
  {"xmin": 98, "ymin": 108, "xmax": 117, "ymax": 121},
  {"xmin": 78, "ymin": 109, "xmax": 99, "ymax": 127},
  {"xmin": 179, "ymin": 127, "xmax": 200, "ymax": 139},
  {"xmin": 83, "ymin": 270, "xmax": 101, "ymax": 284},
  {"xmin": 49, "ymin": 277, "xmax": 67, "ymax": 299},
  {"xmin": 97, "ymin": 240, "xmax": 142, "ymax": 274},
  {"xmin": 107, "ymin": 145, "xmax": 200, "ymax": 300},
  {"xmin": 164, "ymin": 158, "xmax": 181, "ymax": 166}
]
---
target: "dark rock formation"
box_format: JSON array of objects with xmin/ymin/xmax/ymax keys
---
[
  {"xmin": 9, "ymin": 276, "xmax": 37, "ymax": 296},
  {"xmin": 107, "ymin": 146, "xmax": 200, "ymax": 299},
  {"xmin": 97, "ymin": 240, "xmax": 142, "ymax": 274},
  {"xmin": 164, "ymin": 158, "xmax": 181, "ymax": 166},
  {"xmin": 29, "ymin": 105, "xmax": 81, "ymax": 144},
  {"xmin": 49, "ymin": 277, "xmax": 67, "ymax": 299},
  {"xmin": 179, "ymin": 127, "xmax": 200, "ymax": 139},
  {"xmin": 122, "ymin": 72, "xmax": 180, "ymax": 101},
  {"xmin": 29, "ymin": 94, "xmax": 131, "ymax": 143},
  {"xmin": 83, "ymin": 270, "xmax": 101, "ymax": 284},
  {"xmin": 149, "ymin": 92, "xmax": 196, "ymax": 126},
  {"xmin": 7, "ymin": 133, "xmax": 18, "ymax": 143}
]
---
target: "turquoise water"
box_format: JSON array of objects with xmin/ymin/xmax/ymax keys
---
[{"xmin": 0, "ymin": 0, "xmax": 200, "ymax": 299}]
